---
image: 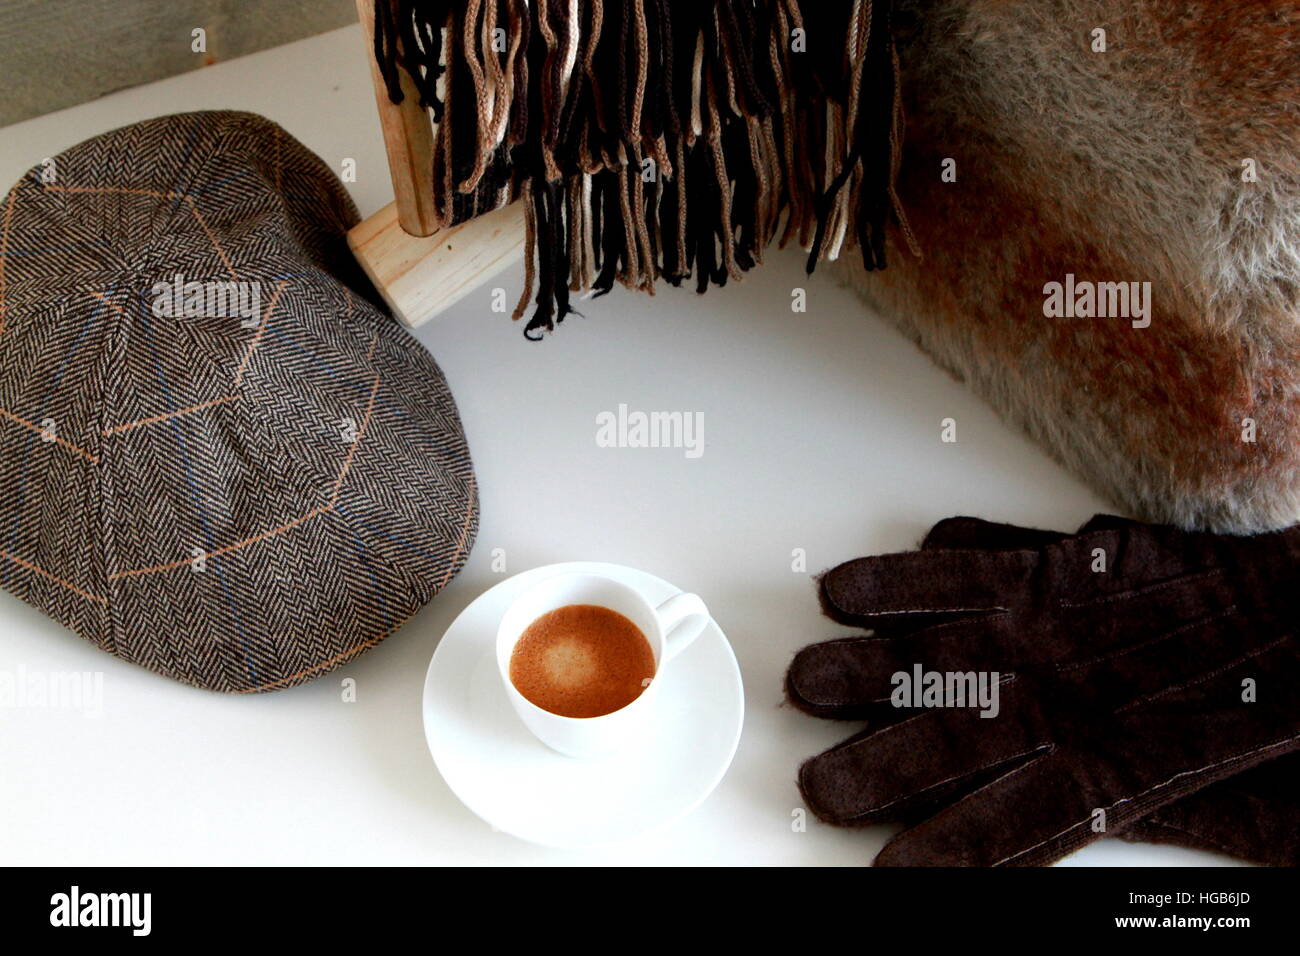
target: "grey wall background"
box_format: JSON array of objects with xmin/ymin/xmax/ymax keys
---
[{"xmin": 0, "ymin": 0, "xmax": 356, "ymax": 126}]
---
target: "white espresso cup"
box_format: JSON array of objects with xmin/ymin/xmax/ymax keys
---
[{"xmin": 496, "ymin": 572, "xmax": 711, "ymax": 758}]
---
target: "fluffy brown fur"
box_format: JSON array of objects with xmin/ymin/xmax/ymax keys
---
[{"xmin": 837, "ymin": 0, "xmax": 1300, "ymax": 533}]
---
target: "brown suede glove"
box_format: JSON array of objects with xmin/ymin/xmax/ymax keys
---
[
  {"xmin": 918, "ymin": 516, "xmax": 1300, "ymax": 867},
  {"xmin": 787, "ymin": 516, "xmax": 1300, "ymax": 866}
]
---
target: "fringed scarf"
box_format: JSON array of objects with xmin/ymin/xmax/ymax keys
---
[{"xmin": 374, "ymin": 0, "xmax": 917, "ymax": 338}]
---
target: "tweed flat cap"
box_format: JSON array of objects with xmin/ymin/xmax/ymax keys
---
[{"xmin": 0, "ymin": 111, "xmax": 477, "ymax": 692}]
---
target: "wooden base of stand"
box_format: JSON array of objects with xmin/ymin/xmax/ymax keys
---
[{"xmin": 347, "ymin": 201, "xmax": 526, "ymax": 329}]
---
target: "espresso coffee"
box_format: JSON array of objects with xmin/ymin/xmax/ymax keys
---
[{"xmin": 509, "ymin": 604, "xmax": 656, "ymax": 718}]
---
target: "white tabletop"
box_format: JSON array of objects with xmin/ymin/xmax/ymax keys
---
[{"xmin": 0, "ymin": 25, "xmax": 1237, "ymax": 866}]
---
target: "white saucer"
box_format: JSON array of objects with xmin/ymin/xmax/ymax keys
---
[{"xmin": 422, "ymin": 562, "xmax": 745, "ymax": 848}]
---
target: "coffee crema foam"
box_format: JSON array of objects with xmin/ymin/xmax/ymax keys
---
[{"xmin": 509, "ymin": 604, "xmax": 656, "ymax": 718}]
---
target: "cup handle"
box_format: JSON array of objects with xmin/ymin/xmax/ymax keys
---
[{"xmin": 654, "ymin": 593, "xmax": 711, "ymax": 665}]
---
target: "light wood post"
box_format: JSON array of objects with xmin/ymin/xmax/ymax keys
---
[{"xmin": 349, "ymin": 0, "xmax": 525, "ymax": 327}]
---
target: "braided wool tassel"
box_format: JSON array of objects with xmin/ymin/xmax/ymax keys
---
[{"xmin": 373, "ymin": 0, "xmax": 916, "ymax": 338}]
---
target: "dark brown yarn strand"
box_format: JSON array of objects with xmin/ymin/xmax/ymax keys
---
[{"xmin": 374, "ymin": 0, "xmax": 913, "ymax": 337}]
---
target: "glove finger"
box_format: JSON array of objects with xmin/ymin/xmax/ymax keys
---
[
  {"xmin": 1067, "ymin": 520, "xmax": 1229, "ymax": 593},
  {"xmin": 1077, "ymin": 514, "xmax": 1139, "ymax": 535},
  {"xmin": 1114, "ymin": 629, "xmax": 1300, "ymax": 720},
  {"xmin": 810, "ymin": 558, "xmax": 1243, "ymax": 707},
  {"xmin": 798, "ymin": 684, "xmax": 1048, "ymax": 827},
  {"xmin": 877, "ymin": 713, "xmax": 1300, "ymax": 867},
  {"xmin": 873, "ymin": 750, "xmax": 1092, "ymax": 866},
  {"xmin": 922, "ymin": 516, "xmax": 1072, "ymax": 552},
  {"xmin": 1052, "ymin": 605, "xmax": 1254, "ymax": 699},
  {"xmin": 922, "ymin": 514, "xmax": 1140, "ymax": 552},
  {"xmin": 820, "ymin": 548, "xmax": 1038, "ymax": 629},
  {"xmin": 786, "ymin": 614, "xmax": 1021, "ymax": 719}
]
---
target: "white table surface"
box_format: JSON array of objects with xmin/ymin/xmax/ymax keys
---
[{"xmin": 0, "ymin": 25, "xmax": 1236, "ymax": 866}]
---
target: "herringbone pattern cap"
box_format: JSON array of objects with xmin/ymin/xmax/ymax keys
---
[{"xmin": 0, "ymin": 111, "xmax": 478, "ymax": 692}]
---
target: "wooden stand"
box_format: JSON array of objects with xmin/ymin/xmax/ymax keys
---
[
  {"xmin": 348, "ymin": 200, "xmax": 525, "ymax": 328},
  {"xmin": 348, "ymin": 0, "xmax": 524, "ymax": 328}
]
